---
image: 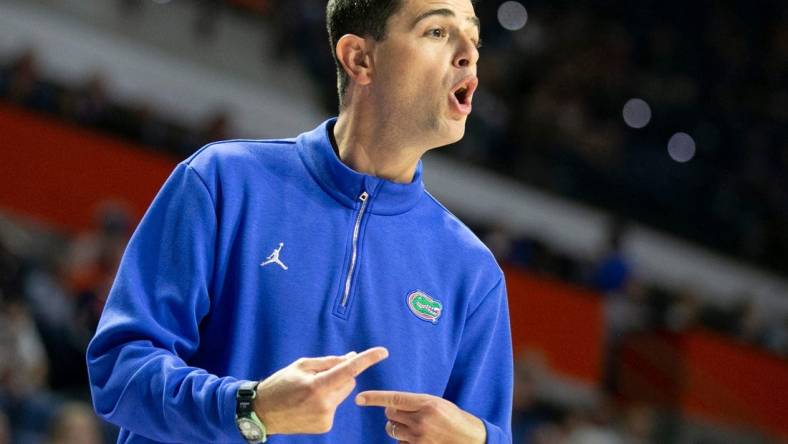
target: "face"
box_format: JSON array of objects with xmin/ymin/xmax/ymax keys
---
[{"xmin": 368, "ymin": 0, "xmax": 480, "ymax": 148}]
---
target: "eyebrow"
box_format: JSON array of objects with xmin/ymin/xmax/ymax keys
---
[{"xmin": 410, "ymin": 8, "xmax": 481, "ymax": 34}]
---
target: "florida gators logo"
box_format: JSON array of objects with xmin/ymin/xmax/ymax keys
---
[{"xmin": 407, "ymin": 291, "xmax": 443, "ymax": 324}]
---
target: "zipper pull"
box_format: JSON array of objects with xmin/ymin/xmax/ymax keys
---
[{"xmin": 359, "ymin": 191, "xmax": 368, "ymax": 202}]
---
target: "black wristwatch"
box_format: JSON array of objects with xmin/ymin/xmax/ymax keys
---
[{"xmin": 235, "ymin": 381, "xmax": 267, "ymax": 443}]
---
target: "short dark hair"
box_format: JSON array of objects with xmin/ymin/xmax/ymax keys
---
[{"xmin": 326, "ymin": 0, "xmax": 404, "ymax": 107}]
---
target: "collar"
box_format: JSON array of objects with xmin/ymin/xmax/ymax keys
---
[{"xmin": 297, "ymin": 118, "xmax": 425, "ymax": 216}]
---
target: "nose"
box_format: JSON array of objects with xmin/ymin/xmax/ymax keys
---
[{"xmin": 453, "ymin": 35, "xmax": 479, "ymax": 69}]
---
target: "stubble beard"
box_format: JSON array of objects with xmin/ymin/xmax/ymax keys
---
[
  {"xmin": 383, "ymin": 83, "xmax": 458, "ymax": 149},
  {"xmin": 415, "ymin": 89, "xmax": 454, "ymax": 146}
]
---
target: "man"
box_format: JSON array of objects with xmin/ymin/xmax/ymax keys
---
[{"xmin": 86, "ymin": 0, "xmax": 513, "ymax": 443}]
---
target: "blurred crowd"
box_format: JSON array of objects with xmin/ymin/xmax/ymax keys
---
[
  {"xmin": 1, "ymin": 0, "xmax": 787, "ymax": 442},
  {"xmin": 0, "ymin": 50, "xmax": 230, "ymax": 159},
  {"xmin": 510, "ymin": 356, "xmax": 662, "ymax": 444},
  {"xmin": 460, "ymin": 0, "xmax": 788, "ymax": 278},
  {"xmin": 0, "ymin": 205, "xmax": 129, "ymax": 444},
  {"xmin": 481, "ymin": 220, "xmax": 788, "ymax": 358}
]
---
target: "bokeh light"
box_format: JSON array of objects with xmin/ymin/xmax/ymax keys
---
[
  {"xmin": 497, "ymin": 1, "xmax": 528, "ymax": 32},
  {"xmin": 667, "ymin": 132, "xmax": 696, "ymax": 163},
  {"xmin": 622, "ymin": 98, "xmax": 652, "ymax": 129}
]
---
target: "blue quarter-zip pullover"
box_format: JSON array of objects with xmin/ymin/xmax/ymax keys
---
[{"xmin": 86, "ymin": 118, "xmax": 513, "ymax": 443}]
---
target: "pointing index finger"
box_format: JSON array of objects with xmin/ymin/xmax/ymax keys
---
[
  {"xmin": 355, "ymin": 391, "xmax": 431, "ymax": 411},
  {"xmin": 316, "ymin": 347, "xmax": 389, "ymax": 387}
]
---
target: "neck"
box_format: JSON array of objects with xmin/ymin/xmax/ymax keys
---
[{"xmin": 332, "ymin": 106, "xmax": 425, "ymax": 184}]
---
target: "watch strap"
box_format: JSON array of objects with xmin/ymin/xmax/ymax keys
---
[{"xmin": 236, "ymin": 381, "xmax": 267, "ymax": 443}]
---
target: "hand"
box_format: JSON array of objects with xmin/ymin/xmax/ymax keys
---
[
  {"xmin": 355, "ymin": 391, "xmax": 486, "ymax": 444},
  {"xmin": 253, "ymin": 347, "xmax": 389, "ymax": 435}
]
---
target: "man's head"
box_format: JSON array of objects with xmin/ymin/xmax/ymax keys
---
[
  {"xmin": 327, "ymin": 0, "xmax": 403, "ymax": 102},
  {"xmin": 327, "ymin": 0, "xmax": 480, "ymax": 148}
]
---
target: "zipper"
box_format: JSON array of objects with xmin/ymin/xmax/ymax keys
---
[{"xmin": 340, "ymin": 191, "xmax": 369, "ymax": 308}]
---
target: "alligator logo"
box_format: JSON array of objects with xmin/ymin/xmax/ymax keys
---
[{"xmin": 406, "ymin": 291, "xmax": 443, "ymax": 324}]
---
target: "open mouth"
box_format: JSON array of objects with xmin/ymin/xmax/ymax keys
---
[
  {"xmin": 449, "ymin": 76, "xmax": 478, "ymax": 114},
  {"xmin": 454, "ymin": 86, "xmax": 470, "ymax": 104}
]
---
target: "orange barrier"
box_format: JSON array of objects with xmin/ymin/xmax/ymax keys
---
[
  {"xmin": 0, "ymin": 102, "xmax": 176, "ymax": 233},
  {"xmin": 618, "ymin": 330, "xmax": 788, "ymax": 440},
  {"xmin": 505, "ymin": 265, "xmax": 605, "ymax": 384},
  {"xmin": 681, "ymin": 330, "xmax": 788, "ymax": 439}
]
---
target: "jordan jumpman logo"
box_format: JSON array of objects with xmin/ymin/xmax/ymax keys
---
[{"xmin": 260, "ymin": 242, "xmax": 288, "ymax": 270}]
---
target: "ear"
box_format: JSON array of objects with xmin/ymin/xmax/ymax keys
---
[{"xmin": 336, "ymin": 34, "xmax": 373, "ymax": 87}]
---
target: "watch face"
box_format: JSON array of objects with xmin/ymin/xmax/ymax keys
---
[{"xmin": 238, "ymin": 418, "xmax": 263, "ymax": 441}]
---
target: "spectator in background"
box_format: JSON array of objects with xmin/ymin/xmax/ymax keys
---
[
  {"xmin": 23, "ymin": 253, "xmax": 89, "ymax": 392},
  {"xmin": 763, "ymin": 316, "xmax": 788, "ymax": 357},
  {"xmin": 511, "ymin": 354, "xmax": 567, "ymax": 444},
  {"xmin": 46, "ymin": 402, "xmax": 102, "ymax": 444},
  {"xmin": 0, "ymin": 294, "xmax": 53, "ymax": 444},
  {"xmin": 0, "ymin": 49, "xmax": 57, "ymax": 112},
  {"xmin": 180, "ymin": 109, "xmax": 233, "ymax": 155},
  {"xmin": 663, "ymin": 287, "xmax": 701, "ymax": 332},
  {"xmin": 729, "ymin": 299, "xmax": 769, "ymax": 347},
  {"xmin": 600, "ymin": 286, "xmax": 649, "ymax": 395},
  {"xmin": 0, "ymin": 240, "xmax": 22, "ymax": 301},
  {"xmin": 482, "ymin": 225, "xmax": 514, "ymax": 263},
  {"xmin": 0, "ymin": 297, "xmax": 49, "ymax": 398},
  {"xmin": 618, "ymin": 404, "xmax": 657, "ymax": 444},
  {"xmin": 64, "ymin": 201, "xmax": 130, "ymax": 343},
  {"xmin": 592, "ymin": 218, "xmax": 632, "ymax": 294},
  {"xmin": 199, "ymin": 110, "xmax": 230, "ymax": 144},
  {"xmin": 72, "ymin": 73, "xmax": 111, "ymax": 127},
  {"xmin": 0, "ymin": 411, "xmax": 9, "ymax": 444},
  {"xmin": 563, "ymin": 409, "xmax": 624, "ymax": 444}
]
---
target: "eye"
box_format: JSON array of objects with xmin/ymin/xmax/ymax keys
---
[
  {"xmin": 427, "ymin": 27, "xmax": 448, "ymax": 39},
  {"xmin": 473, "ymin": 38, "xmax": 483, "ymax": 49}
]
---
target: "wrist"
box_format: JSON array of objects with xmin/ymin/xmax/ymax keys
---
[{"xmin": 253, "ymin": 384, "xmax": 277, "ymax": 436}]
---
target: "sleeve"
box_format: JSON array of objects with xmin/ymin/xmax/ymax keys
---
[
  {"xmin": 443, "ymin": 275, "xmax": 513, "ymax": 444},
  {"xmin": 86, "ymin": 162, "xmax": 246, "ymax": 443}
]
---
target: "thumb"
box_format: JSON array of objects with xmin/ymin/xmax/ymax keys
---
[{"xmin": 298, "ymin": 352, "xmax": 357, "ymax": 373}]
